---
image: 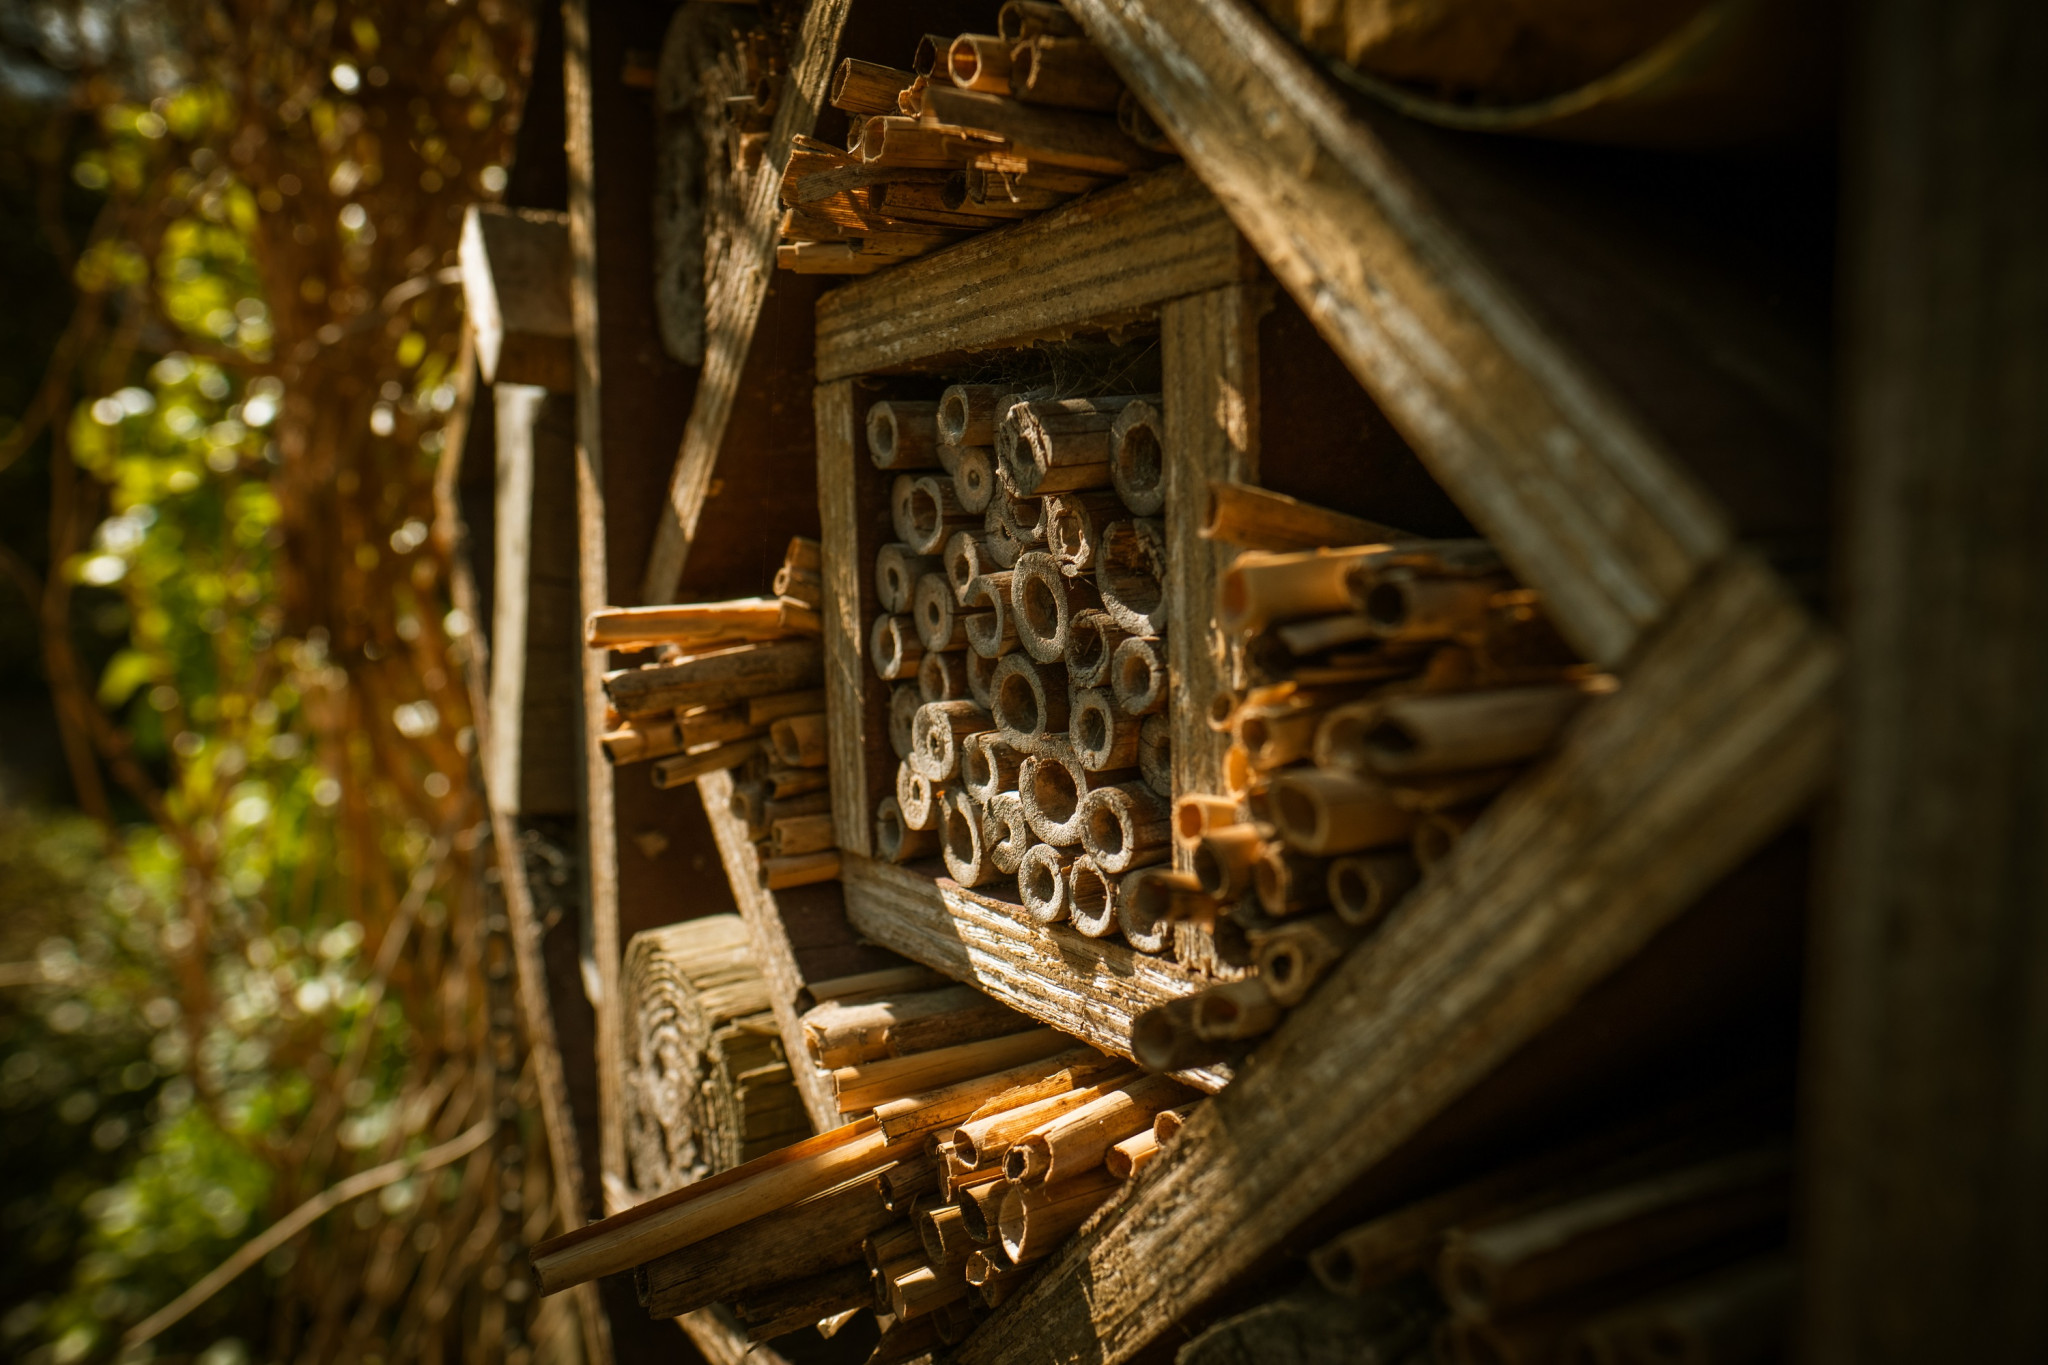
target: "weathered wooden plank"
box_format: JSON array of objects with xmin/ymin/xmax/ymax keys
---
[
  {"xmin": 459, "ymin": 205, "xmax": 575, "ymax": 392},
  {"xmin": 813, "ymin": 163, "xmax": 1252, "ymax": 381},
  {"xmin": 1162, "ymin": 285, "xmax": 1263, "ymax": 842},
  {"xmin": 816, "ymin": 379, "xmax": 893, "ymax": 857},
  {"xmin": 840, "ymin": 855, "xmax": 1225, "ymax": 1093},
  {"xmin": 1802, "ymin": 1, "xmax": 2048, "ymax": 1358},
  {"xmin": 641, "ymin": 0, "xmax": 855, "ymax": 605},
  {"xmin": 1063, "ymin": 0, "xmax": 1730, "ymax": 668},
  {"xmin": 958, "ymin": 551, "xmax": 1838, "ymax": 1365},
  {"xmin": 696, "ymin": 769, "xmax": 843, "ymax": 1133}
]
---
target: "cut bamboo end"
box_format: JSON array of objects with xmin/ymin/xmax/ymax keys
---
[
  {"xmin": 876, "ymin": 795, "xmax": 942, "ymax": 865},
  {"xmin": 1174, "ymin": 794, "xmax": 1242, "ymax": 851},
  {"xmin": 876, "ymin": 544, "xmax": 942, "ymax": 615},
  {"xmin": 906, "ymin": 474, "xmax": 977, "ymax": 555},
  {"xmin": 1328, "ymin": 850, "xmax": 1420, "ymax": 927},
  {"xmin": 1078, "ymin": 780, "xmax": 1171, "ymax": 875},
  {"xmin": 962, "ymin": 571, "xmax": 1019, "ymax": 658},
  {"xmin": 870, "ymin": 614, "xmax": 924, "ymax": 681},
  {"xmin": 1193, "ymin": 824, "xmax": 1267, "ymax": 900},
  {"xmin": 939, "ymin": 383, "xmax": 1006, "ymax": 447},
  {"xmin": 1011, "ymin": 35, "xmax": 1125, "ymax": 113},
  {"xmin": 1106, "ymin": 1128, "xmax": 1160, "ymax": 1179},
  {"xmin": 947, "ymin": 33, "xmax": 1013, "ymax": 95},
  {"xmin": 909, "ymin": 699, "xmax": 994, "ymax": 783},
  {"xmin": 1202, "ymin": 480, "xmax": 1408, "ymax": 552},
  {"xmin": 985, "ymin": 791, "xmax": 1033, "ymax": 876},
  {"xmin": 1019, "ymin": 748, "xmax": 1125, "ymax": 847},
  {"xmin": 1131, "ymin": 996, "xmax": 1228, "ymax": 1074},
  {"xmin": 866, "ymin": 399, "xmax": 943, "ymax": 470},
  {"xmin": 1067, "ymin": 854, "xmax": 1120, "ymax": 938},
  {"xmin": 941, "ymin": 789, "xmax": 999, "ymax": 888},
  {"xmin": 1358, "ymin": 571, "xmax": 1511, "ymax": 642},
  {"xmin": 1237, "ymin": 702, "xmax": 1323, "ymax": 771},
  {"xmin": 963, "ymin": 731, "xmax": 1027, "ymax": 804},
  {"xmin": 918, "ymin": 648, "xmax": 968, "ymax": 704},
  {"xmin": 1065, "ymin": 608, "xmax": 1130, "ymax": 690},
  {"xmin": 762, "ymin": 850, "xmax": 841, "ymax": 891},
  {"xmin": 769, "ymin": 712, "xmax": 829, "ymax": 768},
  {"xmin": 603, "ymin": 720, "xmax": 683, "ymax": 765},
  {"xmin": 1045, "ymin": 489, "xmax": 1128, "ymax": 578},
  {"xmin": 889, "ymin": 683, "xmax": 922, "ymax": 759},
  {"xmin": 943, "ymin": 531, "xmax": 993, "ymax": 603},
  {"xmin": 1095, "ymin": 518, "xmax": 1168, "ymax": 636},
  {"xmin": 957, "ymin": 1178, "xmax": 1008, "ymax": 1245},
  {"xmin": 1312, "ymin": 698, "xmax": 1382, "ymax": 773},
  {"xmin": 1253, "ymin": 845, "xmax": 1332, "ymax": 917},
  {"xmin": 1252, "ymin": 914, "xmax": 1362, "ymax": 1007},
  {"xmin": 954, "ymin": 445, "xmax": 997, "ymax": 513},
  {"xmin": 771, "ymin": 812, "xmax": 837, "ymax": 857},
  {"xmin": 1268, "ymin": 768, "xmax": 1416, "ymax": 856},
  {"xmin": 1012, "ymin": 550, "xmax": 1093, "ymax": 663},
  {"xmin": 997, "ymin": 1167, "xmax": 1121, "ymax": 1265},
  {"xmin": 1191, "ymin": 978, "xmax": 1283, "ymax": 1042},
  {"xmin": 1071, "ymin": 687, "xmax": 1143, "ymax": 772},
  {"xmin": 1152, "ymin": 1103, "xmax": 1194, "ymax": 1143},
  {"xmin": 1108, "ymin": 399, "xmax": 1165, "ymax": 515},
  {"xmin": 832, "ymin": 58, "xmax": 917, "ymax": 116},
  {"xmin": 1110, "ymin": 635, "xmax": 1169, "ymax": 716},
  {"xmin": 650, "ymin": 738, "xmax": 762, "ymax": 789},
  {"xmin": 896, "ymin": 762, "xmax": 939, "ymax": 831},
  {"xmin": 992, "ymin": 653, "xmax": 1070, "ymax": 747},
  {"xmin": 1116, "ymin": 866, "xmax": 1200, "ymax": 953},
  {"xmin": 1219, "ymin": 546, "xmax": 1395, "ymax": 634},
  {"xmin": 1018, "ymin": 842, "xmax": 1077, "ymax": 924},
  {"xmin": 914, "ymin": 571, "xmax": 971, "ymax": 653}
]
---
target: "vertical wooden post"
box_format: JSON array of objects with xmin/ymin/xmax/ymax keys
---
[
  {"xmin": 817, "ymin": 379, "xmax": 893, "ymax": 858},
  {"xmin": 1162, "ymin": 284, "xmax": 1264, "ymax": 847},
  {"xmin": 1804, "ymin": 1, "xmax": 2048, "ymax": 1359}
]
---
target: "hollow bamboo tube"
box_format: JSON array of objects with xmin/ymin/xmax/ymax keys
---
[
  {"xmin": 1201, "ymin": 480, "xmax": 1408, "ymax": 552},
  {"xmin": 859, "ymin": 115, "xmax": 974, "ymax": 170},
  {"xmin": 766, "ymin": 789, "xmax": 832, "ymax": 827},
  {"xmin": 729, "ymin": 779, "xmax": 770, "ymax": 837},
  {"xmin": 875, "ymin": 795, "xmax": 941, "ymax": 865},
  {"xmin": 1116, "ymin": 866, "xmax": 1198, "ymax": 953},
  {"xmin": 985, "ymin": 791, "xmax": 1033, "ymax": 876},
  {"xmin": 962, "ymin": 571, "xmax": 1019, "ymax": 658},
  {"xmin": 918, "ymin": 1203, "xmax": 977, "ymax": 1266},
  {"xmin": 1152, "ymin": 1104, "xmax": 1195, "ymax": 1143},
  {"xmin": 866, "ymin": 400, "xmax": 943, "ymax": 470},
  {"xmin": 773, "ymin": 564, "xmax": 823, "ymax": 609},
  {"xmin": 998, "ymin": 1166, "xmax": 1121, "ymax": 1265},
  {"xmin": 906, "ymin": 474, "xmax": 977, "ymax": 555},
  {"xmin": 895, "ymin": 761, "xmax": 939, "ymax": 831},
  {"xmin": 587, "ymin": 598, "xmax": 788, "ymax": 650},
  {"xmin": 771, "ymin": 812, "xmax": 837, "ymax": 857},
  {"xmin": 941, "ymin": 789, "xmax": 999, "ymax": 888},
  {"xmin": 1312, "ymin": 697, "xmax": 1382, "ymax": 774},
  {"xmin": 603, "ymin": 719, "xmax": 684, "ymax": 765},
  {"xmin": 832, "ymin": 58, "xmax": 916, "ymax": 115},
  {"xmin": 876, "ymin": 543, "xmax": 942, "ymax": 615},
  {"xmin": 1191, "ymin": 977, "xmax": 1284, "ymax": 1042},
  {"xmin": 909, "ymin": 699, "xmax": 993, "ymax": 782},
  {"xmin": 733, "ymin": 1263, "xmax": 872, "ymax": 1340},
  {"xmin": 530, "ymin": 1119, "xmax": 895, "ymax": 1293},
  {"xmin": 891, "ymin": 473, "xmax": 919, "ymax": 545},
  {"xmin": 1366, "ymin": 685, "xmax": 1589, "ymax": 777},
  {"xmin": 1065, "ymin": 608, "xmax": 1131, "ymax": 690},
  {"xmin": 1107, "ymin": 1129, "xmax": 1160, "ymax": 1179},
  {"xmin": 1110, "ymin": 634, "xmax": 1169, "ymax": 716},
  {"xmin": 1131, "ymin": 996, "xmax": 1228, "ymax": 1073},
  {"xmin": 832, "ymin": 1028, "xmax": 1068, "ymax": 1114},
  {"xmin": 1018, "ymin": 842, "xmax": 1077, "ymax": 924},
  {"xmin": 636, "ymin": 1171, "xmax": 895, "ymax": 1318},
  {"xmin": 918, "ymin": 648, "xmax": 968, "ymax": 704},
  {"xmin": 1268, "ymin": 769, "xmax": 1415, "ymax": 855},
  {"xmin": 769, "ymin": 713, "xmax": 829, "ymax": 768},
  {"xmin": 953, "ymin": 445, "xmax": 997, "ymax": 513},
  {"xmin": 750, "ymin": 688, "xmax": 827, "ymax": 727},
  {"xmin": 991, "ymin": 654, "xmax": 1070, "ymax": 747},
  {"xmin": 762, "ymin": 850, "xmax": 841, "ymax": 890},
  {"xmin": 966, "ymin": 648, "xmax": 999, "ymax": 710},
  {"xmin": 872, "ymin": 1046, "xmax": 1113, "ymax": 1144},
  {"xmin": 803, "ymin": 985, "xmax": 1028, "ymax": 1070},
  {"xmin": 604, "ymin": 638, "xmax": 825, "ymax": 716},
  {"xmin": 1218, "ymin": 546, "xmax": 1398, "ymax": 634},
  {"xmin": 1000, "ymin": 397, "xmax": 1142, "ymax": 495},
  {"xmin": 938, "ymin": 384, "xmax": 1006, "ymax": 449},
  {"xmin": 1436, "ymin": 1146, "xmax": 1792, "ymax": 1320},
  {"xmin": 1357, "ymin": 571, "xmax": 1511, "ymax": 641},
  {"xmin": 1005, "ymin": 1073, "xmax": 1190, "ymax": 1185},
  {"xmin": 1414, "ymin": 806, "xmax": 1484, "ymax": 871},
  {"xmin": 964, "ymin": 1248, "xmax": 1011, "ymax": 1288},
  {"xmin": 957, "ymin": 1178, "xmax": 1009, "ymax": 1244},
  {"xmin": 1251, "ymin": 913, "xmax": 1362, "ymax": 1006},
  {"xmin": 1045, "ymin": 489, "xmax": 1129, "ymax": 578},
  {"xmin": 962, "ymin": 731, "xmax": 1026, "ymax": 803},
  {"xmin": 908, "ymin": 32, "xmax": 951, "ymax": 77},
  {"xmin": 943, "ymin": 531, "xmax": 993, "ymax": 603},
  {"xmin": 1010, "ymin": 35, "xmax": 1124, "ymax": 112},
  {"xmin": 945, "ymin": 1146, "xmax": 1008, "ymax": 1201},
  {"xmin": 1173, "ymin": 794, "xmax": 1242, "ymax": 851},
  {"xmin": 1138, "ymin": 714, "xmax": 1170, "ymax": 799},
  {"xmin": 870, "ymin": 614, "xmax": 924, "ymax": 681},
  {"xmin": 890, "ymin": 1262, "xmax": 970, "ymax": 1320},
  {"xmin": 1066, "ymin": 854, "xmax": 1121, "ymax": 938},
  {"xmin": 1021, "ymin": 748, "xmax": 1136, "ymax": 847},
  {"xmin": 1071, "ymin": 687, "xmax": 1142, "ymax": 771},
  {"xmin": 1254, "ymin": 845, "xmax": 1332, "ymax": 917},
  {"xmin": 1095, "ymin": 518, "xmax": 1169, "ymax": 636},
  {"xmin": 913, "ymin": 571, "xmax": 971, "ymax": 653},
  {"xmin": 951, "ymin": 1074, "xmax": 1135, "ymax": 1169},
  {"xmin": 947, "ymin": 33, "xmax": 1013, "ymax": 94},
  {"xmin": 650, "ymin": 738, "xmax": 762, "ymax": 789},
  {"xmin": 1105, "ymin": 399, "xmax": 1165, "ymax": 516},
  {"xmin": 1235, "ymin": 704, "xmax": 1325, "ymax": 772},
  {"xmin": 1011, "ymin": 550, "xmax": 1096, "ymax": 664},
  {"xmin": 807, "ymin": 965, "xmax": 949, "ymax": 1008},
  {"xmin": 1193, "ymin": 824, "xmax": 1267, "ymax": 899},
  {"xmin": 767, "ymin": 767, "xmax": 829, "ymax": 799},
  {"xmin": 1078, "ymin": 780, "xmax": 1171, "ymax": 874},
  {"xmin": 889, "ymin": 683, "xmax": 922, "ymax": 758},
  {"xmin": 677, "ymin": 703, "xmax": 756, "ymax": 750}
]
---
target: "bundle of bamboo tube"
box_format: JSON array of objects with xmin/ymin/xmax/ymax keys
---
[
  {"xmin": 1306, "ymin": 1120, "xmax": 1795, "ymax": 1365},
  {"xmin": 530, "ymin": 983, "xmax": 1208, "ymax": 1354},
  {"xmin": 593, "ymin": 539, "xmax": 842, "ymax": 889},
  {"xmin": 865, "ymin": 384, "xmax": 1175, "ymax": 946},
  {"xmin": 776, "ymin": 1, "xmax": 1172, "ymax": 275},
  {"xmin": 1130, "ymin": 483, "xmax": 1609, "ymax": 1068}
]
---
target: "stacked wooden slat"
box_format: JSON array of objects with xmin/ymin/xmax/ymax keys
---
[
  {"xmin": 531, "ymin": 979, "xmax": 1206, "ymax": 1354},
  {"xmin": 776, "ymin": 1, "xmax": 1173, "ymax": 276},
  {"xmin": 594, "ymin": 538, "xmax": 842, "ymax": 889},
  {"xmin": 1130, "ymin": 482, "xmax": 1605, "ymax": 1069},
  {"xmin": 865, "ymin": 385, "xmax": 1175, "ymax": 939},
  {"xmin": 620, "ymin": 915, "xmax": 809, "ymax": 1197}
]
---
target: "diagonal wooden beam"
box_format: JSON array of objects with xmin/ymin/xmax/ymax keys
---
[
  {"xmin": 640, "ymin": 0, "xmax": 854, "ymax": 606},
  {"xmin": 956, "ymin": 550, "xmax": 1839, "ymax": 1365},
  {"xmin": 1062, "ymin": 0, "xmax": 1731, "ymax": 669}
]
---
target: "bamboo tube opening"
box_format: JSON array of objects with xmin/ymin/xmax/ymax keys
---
[
  {"xmin": 897, "ymin": 764, "xmax": 938, "ymax": 831},
  {"xmin": 1074, "ymin": 691, "xmax": 1112, "ymax": 763},
  {"xmin": 1019, "ymin": 843, "xmax": 1073, "ymax": 924},
  {"xmin": 1096, "ymin": 520, "xmax": 1167, "ymax": 635},
  {"xmin": 1268, "ymin": 769, "xmax": 1413, "ymax": 855},
  {"xmin": 889, "ymin": 684, "xmax": 921, "ymax": 758},
  {"xmin": 877, "ymin": 545, "xmax": 939, "ymax": 615},
  {"xmin": 1193, "ymin": 824, "xmax": 1264, "ymax": 899},
  {"xmin": 906, "ymin": 477, "xmax": 967, "ymax": 554},
  {"xmin": 963, "ymin": 733, "xmax": 1023, "ymax": 803},
  {"xmin": 1110, "ymin": 636, "xmax": 1168, "ymax": 716},
  {"xmin": 955, "ymin": 447, "xmax": 996, "ymax": 513},
  {"xmin": 941, "ymin": 792, "xmax": 993, "ymax": 887},
  {"xmin": 1207, "ymin": 689, "xmax": 1240, "ymax": 732},
  {"xmin": 1065, "ymin": 609, "xmax": 1126, "ymax": 689},
  {"xmin": 939, "ymin": 384, "xmax": 1003, "ymax": 447},
  {"xmin": 1327, "ymin": 853, "xmax": 1418, "ymax": 926},
  {"xmin": 1026, "ymin": 756, "xmax": 1081, "ymax": 827},
  {"xmin": 870, "ymin": 614, "xmax": 922, "ymax": 681},
  {"xmin": 987, "ymin": 792, "xmax": 1033, "ymax": 875},
  {"xmin": 868, "ymin": 404, "xmax": 903, "ymax": 465},
  {"xmin": 1313, "ymin": 700, "xmax": 1379, "ymax": 772},
  {"xmin": 957, "ymin": 1181, "xmax": 1004, "ymax": 1243},
  {"xmin": 876, "ymin": 796, "xmax": 939, "ymax": 865},
  {"xmin": 917, "ymin": 649, "xmax": 966, "ymax": 704},
  {"xmin": 1083, "ymin": 797, "xmax": 1126, "ymax": 860},
  {"xmin": 947, "ymin": 34, "xmax": 1013, "ymax": 94},
  {"xmin": 993, "ymin": 662, "xmax": 1044, "ymax": 738},
  {"xmin": 943, "ymin": 532, "xmax": 985, "ymax": 602},
  {"xmin": 962, "ymin": 572, "xmax": 1016, "ymax": 658},
  {"xmin": 914, "ymin": 572, "xmax": 965, "ymax": 652},
  {"xmin": 1068, "ymin": 857, "xmax": 1116, "ymax": 937},
  {"xmin": 1109, "ymin": 402, "xmax": 1165, "ymax": 516},
  {"xmin": 1116, "ymin": 866, "xmax": 1181, "ymax": 952}
]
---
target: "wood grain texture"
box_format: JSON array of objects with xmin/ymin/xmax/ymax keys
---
[
  {"xmin": 698, "ymin": 768, "xmax": 844, "ymax": 1134},
  {"xmin": 814, "ymin": 163, "xmax": 1252, "ymax": 380},
  {"xmin": 642, "ymin": 0, "xmax": 855, "ymax": 604},
  {"xmin": 1163, "ymin": 286, "xmax": 1263, "ymax": 862},
  {"xmin": 1803, "ymin": 1, "xmax": 2048, "ymax": 1358},
  {"xmin": 817, "ymin": 380, "xmax": 896, "ymax": 856},
  {"xmin": 956, "ymin": 552, "xmax": 1838, "ymax": 1365},
  {"xmin": 840, "ymin": 855, "xmax": 1226, "ymax": 1093},
  {"xmin": 1062, "ymin": 0, "xmax": 1729, "ymax": 667}
]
